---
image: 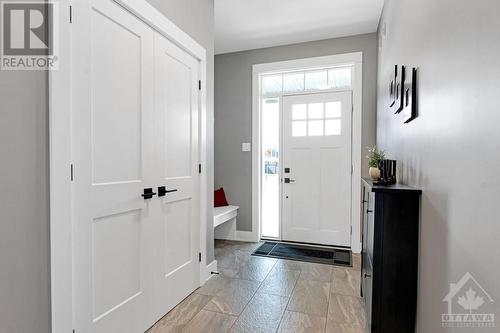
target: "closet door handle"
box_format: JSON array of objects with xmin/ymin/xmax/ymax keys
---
[
  {"xmin": 158, "ymin": 186, "xmax": 178, "ymax": 197},
  {"xmin": 141, "ymin": 188, "xmax": 157, "ymax": 199}
]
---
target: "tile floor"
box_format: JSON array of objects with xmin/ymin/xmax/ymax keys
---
[{"xmin": 148, "ymin": 240, "xmax": 367, "ymax": 333}]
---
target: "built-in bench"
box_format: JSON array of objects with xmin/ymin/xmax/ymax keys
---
[{"xmin": 214, "ymin": 205, "xmax": 239, "ymax": 240}]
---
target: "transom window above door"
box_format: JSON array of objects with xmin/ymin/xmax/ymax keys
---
[
  {"xmin": 260, "ymin": 66, "xmax": 351, "ymax": 97},
  {"xmin": 291, "ymin": 102, "xmax": 342, "ymax": 137}
]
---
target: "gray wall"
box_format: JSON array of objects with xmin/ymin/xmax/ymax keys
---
[
  {"xmin": 377, "ymin": 0, "xmax": 500, "ymax": 331},
  {"xmin": 214, "ymin": 33, "xmax": 377, "ymax": 232},
  {"xmin": 0, "ymin": 1, "xmax": 214, "ymax": 332},
  {"xmin": 0, "ymin": 71, "xmax": 50, "ymax": 333}
]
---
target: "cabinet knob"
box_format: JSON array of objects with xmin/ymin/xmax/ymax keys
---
[
  {"xmin": 364, "ymin": 273, "xmax": 372, "ymax": 278},
  {"xmin": 366, "ymin": 209, "xmax": 373, "ymax": 213}
]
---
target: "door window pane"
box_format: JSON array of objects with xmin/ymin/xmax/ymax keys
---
[
  {"xmin": 305, "ymin": 70, "xmax": 328, "ymax": 90},
  {"xmin": 325, "ymin": 119, "xmax": 341, "ymax": 135},
  {"xmin": 283, "ymin": 73, "xmax": 304, "ymax": 92},
  {"xmin": 261, "ymin": 98, "xmax": 280, "ymax": 238},
  {"xmin": 308, "ymin": 120, "xmax": 324, "ymax": 136},
  {"xmin": 262, "ymin": 75, "xmax": 283, "ymax": 95},
  {"xmin": 292, "ymin": 104, "xmax": 307, "ymax": 120},
  {"xmin": 308, "ymin": 103, "xmax": 323, "ymax": 119},
  {"xmin": 325, "ymin": 102, "xmax": 341, "ymax": 118},
  {"xmin": 328, "ymin": 67, "xmax": 352, "ymax": 88},
  {"xmin": 292, "ymin": 121, "xmax": 307, "ymax": 137}
]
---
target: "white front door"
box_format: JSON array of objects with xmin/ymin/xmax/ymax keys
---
[
  {"xmin": 72, "ymin": 1, "xmax": 200, "ymax": 332},
  {"xmin": 282, "ymin": 91, "xmax": 352, "ymax": 246},
  {"xmin": 152, "ymin": 32, "xmax": 200, "ymax": 318}
]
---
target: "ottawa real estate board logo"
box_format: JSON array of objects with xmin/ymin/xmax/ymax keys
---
[
  {"xmin": 442, "ymin": 272, "xmax": 495, "ymax": 328},
  {"xmin": 1, "ymin": 0, "xmax": 58, "ymax": 70}
]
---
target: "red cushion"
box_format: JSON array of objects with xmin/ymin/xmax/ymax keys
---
[{"xmin": 214, "ymin": 188, "xmax": 229, "ymax": 207}]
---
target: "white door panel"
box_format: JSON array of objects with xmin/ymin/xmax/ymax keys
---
[
  {"xmin": 153, "ymin": 32, "xmax": 200, "ymax": 318},
  {"xmin": 282, "ymin": 92, "xmax": 352, "ymax": 246},
  {"xmin": 72, "ymin": 0, "xmax": 155, "ymax": 332}
]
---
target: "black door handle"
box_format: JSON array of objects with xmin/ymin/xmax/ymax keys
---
[
  {"xmin": 158, "ymin": 186, "xmax": 178, "ymax": 197},
  {"xmin": 284, "ymin": 178, "xmax": 296, "ymax": 183},
  {"xmin": 141, "ymin": 188, "xmax": 156, "ymax": 199}
]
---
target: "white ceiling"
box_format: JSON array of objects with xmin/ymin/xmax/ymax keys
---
[{"xmin": 215, "ymin": 0, "xmax": 384, "ymax": 54}]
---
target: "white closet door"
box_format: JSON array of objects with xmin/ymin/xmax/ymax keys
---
[
  {"xmin": 72, "ymin": 0, "xmax": 155, "ymax": 332},
  {"xmin": 152, "ymin": 32, "xmax": 200, "ymax": 317}
]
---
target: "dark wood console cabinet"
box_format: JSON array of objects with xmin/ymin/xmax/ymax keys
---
[{"xmin": 361, "ymin": 178, "xmax": 421, "ymax": 333}]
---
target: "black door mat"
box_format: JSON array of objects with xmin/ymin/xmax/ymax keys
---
[{"xmin": 252, "ymin": 241, "xmax": 352, "ymax": 267}]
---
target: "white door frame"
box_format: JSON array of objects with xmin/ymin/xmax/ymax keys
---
[
  {"xmin": 48, "ymin": 1, "xmax": 208, "ymax": 332},
  {"xmin": 251, "ymin": 52, "xmax": 363, "ymax": 252}
]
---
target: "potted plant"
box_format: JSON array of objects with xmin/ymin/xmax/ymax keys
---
[{"xmin": 367, "ymin": 146, "xmax": 385, "ymax": 180}]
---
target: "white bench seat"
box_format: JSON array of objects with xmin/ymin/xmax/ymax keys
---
[{"xmin": 214, "ymin": 205, "xmax": 239, "ymax": 240}]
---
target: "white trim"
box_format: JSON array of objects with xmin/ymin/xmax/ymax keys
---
[
  {"xmin": 252, "ymin": 52, "xmax": 363, "ymax": 252},
  {"xmin": 49, "ymin": 1, "xmax": 208, "ymax": 332},
  {"xmin": 236, "ymin": 230, "xmax": 260, "ymax": 243},
  {"xmin": 48, "ymin": 3, "xmax": 72, "ymax": 332},
  {"xmin": 198, "ymin": 58, "xmax": 209, "ymax": 285},
  {"xmin": 200, "ymin": 260, "xmax": 218, "ymax": 284}
]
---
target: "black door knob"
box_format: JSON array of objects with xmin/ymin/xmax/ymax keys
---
[
  {"xmin": 158, "ymin": 186, "xmax": 178, "ymax": 197},
  {"xmin": 141, "ymin": 188, "xmax": 156, "ymax": 199}
]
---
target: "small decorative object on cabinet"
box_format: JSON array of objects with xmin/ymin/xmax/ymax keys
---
[
  {"xmin": 374, "ymin": 159, "xmax": 397, "ymax": 185},
  {"xmin": 366, "ymin": 146, "xmax": 385, "ymax": 180},
  {"xmin": 361, "ymin": 178, "xmax": 421, "ymax": 333},
  {"xmin": 402, "ymin": 66, "xmax": 418, "ymax": 123}
]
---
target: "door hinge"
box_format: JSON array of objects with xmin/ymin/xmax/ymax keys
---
[
  {"xmin": 70, "ymin": 164, "xmax": 74, "ymax": 181},
  {"xmin": 351, "ymin": 104, "xmax": 354, "ymax": 113},
  {"xmin": 69, "ymin": 5, "xmax": 72, "ymax": 23},
  {"xmin": 198, "ymin": 252, "xmax": 202, "ymax": 262},
  {"xmin": 198, "ymin": 163, "xmax": 202, "ymax": 174},
  {"xmin": 351, "ymin": 165, "xmax": 353, "ymax": 175},
  {"xmin": 350, "ymin": 226, "xmax": 353, "ymax": 235},
  {"xmin": 198, "ymin": 80, "xmax": 201, "ymax": 90}
]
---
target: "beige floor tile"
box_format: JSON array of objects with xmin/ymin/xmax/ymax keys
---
[
  {"xmin": 297, "ymin": 262, "xmax": 332, "ymax": 282},
  {"xmin": 328, "ymin": 294, "xmax": 367, "ymax": 328},
  {"xmin": 147, "ymin": 293, "xmax": 212, "ymax": 333},
  {"xmin": 258, "ymin": 267, "xmax": 300, "ymax": 297},
  {"xmin": 218, "ymin": 267, "xmax": 240, "ymax": 279},
  {"xmin": 217, "ymin": 250, "xmax": 252, "ymax": 269},
  {"xmin": 351, "ymin": 254, "xmax": 361, "ymax": 270},
  {"xmin": 276, "ymin": 311, "xmax": 326, "ymax": 333},
  {"xmin": 274, "ymin": 259, "xmax": 304, "ymax": 271},
  {"xmin": 195, "ymin": 275, "xmax": 230, "ymax": 296},
  {"xmin": 331, "ymin": 268, "xmax": 361, "ymax": 297},
  {"xmin": 203, "ymin": 278, "xmax": 261, "ymax": 315},
  {"xmin": 233, "ymin": 241, "xmax": 263, "ymax": 252},
  {"xmin": 234, "ymin": 256, "xmax": 277, "ymax": 282},
  {"xmin": 180, "ymin": 310, "xmax": 237, "ymax": 333},
  {"xmin": 287, "ymin": 280, "xmax": 330, "ymax": 316},
  {"xmin": 230, "ymin": 293, "xmax": 289, "ymax": 333},
  {"xmin": 326, "ymin": 322, "xmax": 368, "ymax": 333}
]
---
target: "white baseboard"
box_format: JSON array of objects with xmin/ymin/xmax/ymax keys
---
[
  {"xmin": 351, "ymin": 242, "xmax": 362, "ymax": 254},
  {"xmin": 235, "ymin": 230, "xmax": 259, "ymax": 242},
  {"xmin": 200, "ymin": 260, "xmax": 218, "ymax": 285}
]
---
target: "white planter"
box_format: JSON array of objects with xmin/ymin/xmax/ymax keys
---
[{"xmin": 369, "ymin": 167, "xmax": 381, "ymax": 180}]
